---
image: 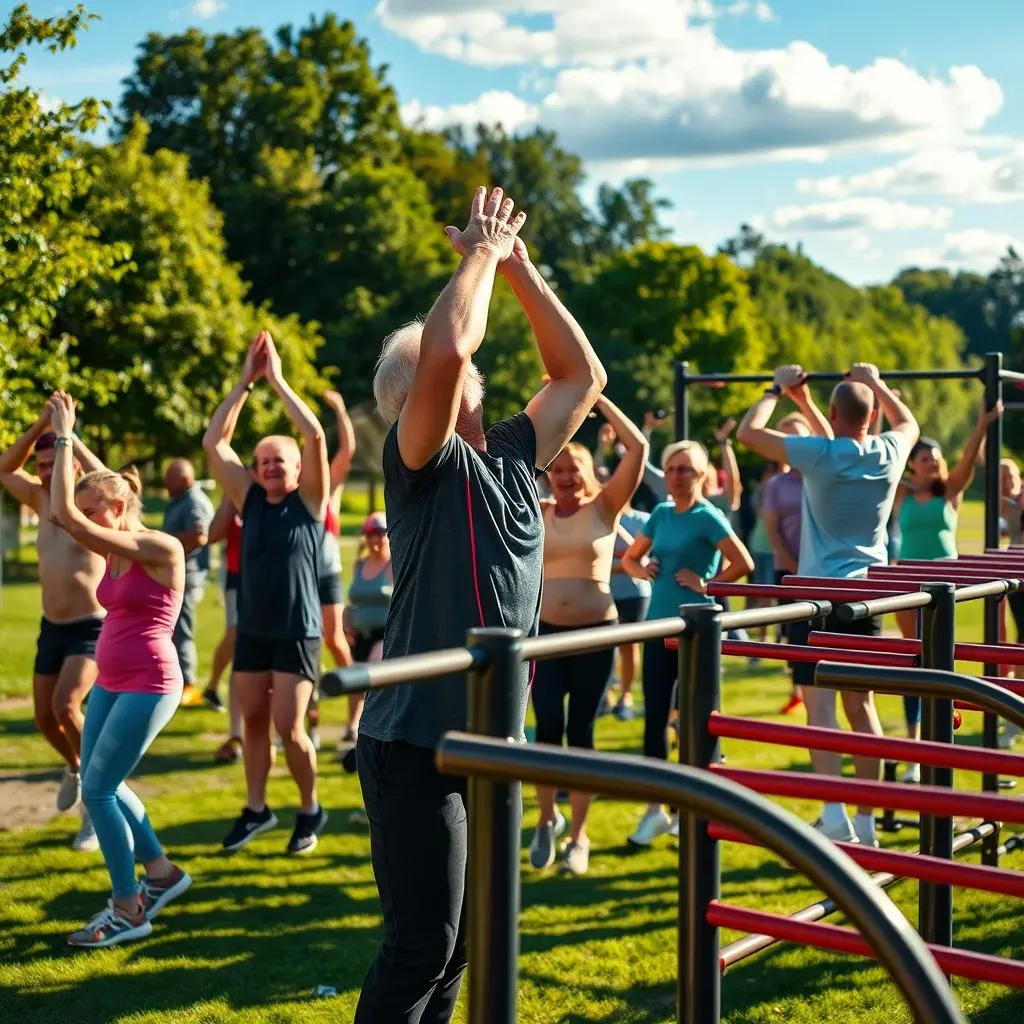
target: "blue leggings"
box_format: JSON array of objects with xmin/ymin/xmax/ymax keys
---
[
  {"xmin": 80, "ymin": 685, "xmax": 181, "ymax": 900},
  {"xmin": 904, "ymin": 696, "xmax": 922, "ymax": 730}
]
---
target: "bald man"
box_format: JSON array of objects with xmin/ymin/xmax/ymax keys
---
[
  {"xmin": 739, "ymin": 363, "xmax": 918, "ymax": 848},
  {"xmin": 163, "ymin": 457, "xmax": 216, "ymax": 706}
]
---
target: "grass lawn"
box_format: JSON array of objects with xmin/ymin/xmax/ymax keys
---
[{"xmin": 0, "ymin": 501, "xmax": 1022, "ymax": 1023}]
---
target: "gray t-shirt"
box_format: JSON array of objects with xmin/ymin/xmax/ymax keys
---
[
  {"xmin": 162, "ymin": 484, "xmax": 215, "ymax": 580},
  {"xmin": 358, "ymin": 413, "xmax": 543, "ymax": 749},
  {"xmin": 784, "ymin": 431, "xmax": 911, "ymax": 579}
]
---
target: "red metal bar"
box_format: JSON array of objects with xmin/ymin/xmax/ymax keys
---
[
  {"xmin": 707, "ymin": 712, "xmax": 1024, "ymax": 777},
  {"xmin": 719, "ymin": 641, "xmax": 918, "ymax": 666},
  {"xmin": 706, "ymin": 903, "xmax": 1024, "ymax": 986},
  {"xmin": 710, "ymin": 765, "xmax": 1024, "ymax": 822},
  {"xmin": 980, "ymin": 676, "xmax": 1024, "ymax": 695},
  {"xmin": 868, "ymin": 570, "xmax": 1018, "ymax": 585},
  {"xmin": 708, "ymin": 582, "xmax": 910, "ymax": 600},
  {"xmin": 956, "ymin": 642, "xmax": 1024, "ymax": 666},
  {"xmin": 808, "ymin": 632, "xmax": 920, "ymax": 654},
  {"xmin": 780, "ymin": 575, "xmax": 913, "ymax": 593},
  {"xmin": 707, "ymin": 824, "xmax": 1024, "ymax": 897}
]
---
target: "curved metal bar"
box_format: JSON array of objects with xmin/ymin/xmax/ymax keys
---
[
  {"xmin": 815, "ymin": 662, "xmax": 1024, "ymax": 730},
  {"xmin": 435, "ymin": 734, "xmax": 964, "ymax": 1024},
  {"xmin": 321, "ymin": 645, "xmax": 483, "ymax": 696}
]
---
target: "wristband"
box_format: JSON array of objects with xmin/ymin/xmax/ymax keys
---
[
  {"xmin": 54, "ymin": 437, "xmax": 72, "ymax": 449},
  {"xmin": 765, "ymin": 385, "xmax": 782, "ymax": 396}
]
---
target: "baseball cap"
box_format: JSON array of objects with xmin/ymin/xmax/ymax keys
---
[{"xmin": 362, "ymin": 512, "xmax": 387, "ymax": 535}]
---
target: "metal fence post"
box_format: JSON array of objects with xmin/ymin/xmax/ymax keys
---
[
  {"xmin": 982, "ymin": 352, "xmax": 1004, "ymax": 865},
  {"xmin": 465, "ymin": 627, "xmax": 524, "ymax": 1024},
  {"xmin": 676, "ymin": 361, "xmax": 690, "ymax": 441},
  {"xmin": 677, "ymin": 603, "xmax": 723, "ymax": 1024},
  {"xmin": 919, "ymin": 582, "xmax": 955, "ymax": 952}
]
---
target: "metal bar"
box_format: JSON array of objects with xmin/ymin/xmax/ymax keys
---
[
  {"xmin": 519, "ymin": 617, "xmax": 686, "ymax": 662},
  {"xmin": 433, "ymin": 736, "xmax": 964, "ymax": 1024},
  {"xmin": 465, "ymin": 629, "xmax": 523, "ymax": 1024},
  {"xmin": 718, "ymin": 600, "xmax": 831, "ymax": 632},
  {"xmin": 919, "ymin": 583, "xmax": 955, "ymax": 954},
  {"xmin": 684, "ymin": 369, "xmax": 982, "ymax": 384},
  {"xmin": 954, "ymin": 581, "xmax": 1017, "ymax": 602},
  {"xmin": 709, "ymin": 824, "xmax": 1024, "ymax": 897},
  {"xmin": 780, "ymin": 575, "xmax": 915, "ymax": 593},
  {"xmin": 718, "ymin": 824, "xmax": 994, "ymax": 969},
  {"xmin": 676, "ymin": 360, "xmax": 689, "ymax": 441},
  {"xmin": 324, "ymin": 646, "xmax": 482, "ymax": 695},
  {"xmin": 705, "ymin": 713, "xmax": 1024, "ymax": 776},
  {"xmin": 706, "ymin": 904, "xmax": 1024, "ymax": 987},
  {"xmin": 678, "ymin": 605, "xmax": 722, "ymax": 1024},
  {"xmin": 984, "ymin": 351, "xmax": 1004, "ymax": 867},
  {"xmin": 720, "ymin": 640, "xmax": 918, "ymax": 667},
  {"xmin": 1000, "ymin": 368, "xmax": 1024, "ymax": 382},
  {"xmin": 815, "ymin": 662, "xmax": 1024, "ymax": 728},
  {"xmin": 711, "ymin": 765, "xmax": 1024, "ymax": 823},
  {"xmin": 837, "ymin": 592, "xmax": 933, "ymax": 621},
  {"xmin": 709, "ymin": 582, "xmax": 910, "ymax": 601}
]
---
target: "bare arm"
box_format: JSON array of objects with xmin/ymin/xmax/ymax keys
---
[
  {"xmin": 71, "ymin": 434, "xmax": 106, "ymax": 474},
  {"xmin": 208, "ymin": 496, "xmax": 237, "ymax": 545},
  {"xmin": 594, "ymin": 397, "xmax": 648, "ymax": 520},
  {"xmin": 203, "ymin": 379, "xmax": 255, "ymax": 512},
  {"xmin": 713, "ymin": 533, "xmax": 755, "ymax": 583},
  {"xmin": 737, "ymin": 393, "xmax": 789, "ymax": 464},
  {"xmin": 0, "ymin": 410, "xmax": 49, "ymax": 512},
  {"xmin": 719, "ymin": 441, "xmax": 741, "ymax": 511},
  {"xmin": 504, "ymin": 248, "xmax": 606, "ymax": 469},
  {"xmin": 946, "ymin": 404, "xmax": 1001, "ymax": 504},
  {"xmin": 622, "ymin": 533, "xmax": 656, "ymax": 581},
  {"xmin": 763, "ymin": 508, "xmax": 797, "ymax": 573},
  {"xmin": 850, "ymin": 365, "xmax": 919, "ymax": 444},
  {"xmin": 788, "ymin": 385, "xmax": 833, "ymax": 439},
  {"xmin": 325, "ymin": 391, "xmax": 356, "ymax": 495}
]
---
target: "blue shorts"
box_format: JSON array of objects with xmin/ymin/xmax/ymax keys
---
[{"xmin": 753, "ymin": 554, "xmax": 775, "ymax": 585}]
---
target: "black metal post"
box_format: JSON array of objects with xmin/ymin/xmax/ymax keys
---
[
  {"xmin": 464, "ymin": 627, "xmax": 524, "ymax": 1024},
  {"xmin": 677, "ymin": 604, "xmax": 722, "ymax": 1024},
  {"xmin": 982, "ymin": 352, "xmax": 1003, "ymax": 865},
  {"xmin": 880, "ymin": 760, "xmax": 903, "ymax": 833},
  {"xmin": 919, "ymin": 583, "xmax": 955, "ymax": 952},
  {"xmin": 676, "ymin": 360, "xmax": 690, "ymax": 441}
]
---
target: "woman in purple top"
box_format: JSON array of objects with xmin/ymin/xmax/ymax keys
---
[{"xmin": 759, "ymin": 413, "xmax": 809, "ymax": 715}]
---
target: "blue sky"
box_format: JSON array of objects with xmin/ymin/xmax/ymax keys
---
[{"xmin": 21, "ymin": 0, "xmax": 1024, "ymax": 284}]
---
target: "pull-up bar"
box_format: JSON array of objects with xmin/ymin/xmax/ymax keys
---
[{"xmin": 680, "ymin": 368, "xmax": 982, "ymax": 385}]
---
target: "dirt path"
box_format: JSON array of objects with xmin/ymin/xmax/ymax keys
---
[{"xmin": 0, "ymin": 768, "xmax": 64, "ymax": 831}]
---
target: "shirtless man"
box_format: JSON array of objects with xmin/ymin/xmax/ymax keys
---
[{"xmin": 0, "ymin": 401, "xmax": 108, "ymax": 851}]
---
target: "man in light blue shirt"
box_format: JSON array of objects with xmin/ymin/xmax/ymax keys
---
[{"xmin": 738, "ymin": 363, "xmax": 918, "ymax": 848}]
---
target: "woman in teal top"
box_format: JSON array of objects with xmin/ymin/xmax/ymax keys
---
[
  {"xmin": 893, "ymin": 404, "xmax": 1001, "ymax": 774},
  {"xmin": 621, "ymin": 439, "xmax": 753, "ymax": 847}
]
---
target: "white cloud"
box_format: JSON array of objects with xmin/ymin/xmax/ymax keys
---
[
  {"xmin": 796, "ymin": 145, "xmax": 1024, "ymax": 203},
  {"xmin": 190, "ymin": 0, "xmax": 227, "ymax": 18},
  {"xmin": 382, "ymin": 2, "xmax": 1003, "ymax": 165},
  {"xmin": 402, "ymin": 91, "xmax": 539, "ymax": 134},
  {"xmin": 770, "ymin": 197, "xmax": 952, "ymax": 232},
  {"xmin": 906, "ymin": 228, "xmax": 1023, "ymax": 268},
  {"xmin": 754, "ymin": 2, "xmax": 776, "ymax": 22}
]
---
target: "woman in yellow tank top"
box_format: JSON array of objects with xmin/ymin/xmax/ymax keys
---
[{"xmin": 528, "ymin": 394, "xmax": 648, "ymax": 877}]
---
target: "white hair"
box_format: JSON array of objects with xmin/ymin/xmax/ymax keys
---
[{"xmin": 373, "ymin": 319, "xmax": 486, "ymax": 426}]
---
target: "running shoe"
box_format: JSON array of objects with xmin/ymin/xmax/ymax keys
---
[
  {"xmin": 179, "ymin": 684, "xmax": 205, "ymax": 708},
  {"xmin": 287, "ymin": 806, "xmax": 328, "ymax": 855},
  {"xmin": 853, "ymin": 815, "xmax": 879, "ymax": 848},
  {"xmin": 203, "ymin": 689, "xmax": 226, "ymax": 713},
  {"xmin": 628, "ymin": 808, "xmax": 675, "ymax": 847},
  {"xmin": 559, "ymin": 839, "xmax": 590, "ymax": 876},
  {"xmin": 902, "ymin": 763, "xmax": 921, "ymax": 784},
  {"xmin": 71, "ymin": 810, "xmax": 99, "ymax": 852},
  {"xmin": 779, "ymin": 694, "xmax": 804, "ymax": 716},
  {"xmin": 999, "ymin": 722, "xmax": 1022, "ymax": 749},
  {"xmin": 613, "ymin": 697, "xmax": 635, "ymax": 722},
  {"xmin": 138, "ymin": 866, "xmax": 192, "ymax": 920},
  {"xmin": 222, "ymin": 806, "xmax": 278, "ymax": 852},
  {"xmin": 812, "ymin": 816, "xmax": 858, "ymax": 843},
  {"xmin": 67, "ymin": 901, "xmax": 152, "ymax": 949},
  {"xmin": 57, "ymin": 766, "xmax": 81, "ymax": 812},
  {"xmin": 215, "ymin": 737, "xmax": 242, "ymax": 764},
  {"xmin": 528, "ymin": 810, "xmax": 567, "ymax": 869}
]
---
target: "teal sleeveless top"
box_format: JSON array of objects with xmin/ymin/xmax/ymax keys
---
[
  {"xmin": 897, "ymin": 494, "xmax": 957, "ymax": 561},
  {"xmin": 348, "ymin": 559, "xmax": 393, "ymax": 633}
]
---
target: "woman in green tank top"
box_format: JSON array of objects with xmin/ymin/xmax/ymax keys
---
[{"xmin": 893, "ymin": 403, "xmax": 1002, "ymax": 775}]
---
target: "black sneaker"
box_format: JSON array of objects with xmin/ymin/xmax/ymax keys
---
[
  {"xmin": 287, "ymin": 806, "xmax": 328, "ymax": 855},
  {"xmin": 203, "ymin": 689, "xmax": 225, "ymax": 713},
  {"xmin": 222, "ymin": 806, "xmax": 278, "ymax": 852}
]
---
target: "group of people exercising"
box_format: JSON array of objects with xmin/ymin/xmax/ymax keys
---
[{"xmin": 3, "ymin": 184, "xmax": 1020, "ymax": 1022}]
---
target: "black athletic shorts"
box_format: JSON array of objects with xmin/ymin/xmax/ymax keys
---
[
  {"xmin": 34, "ymin": 616, "xmax": 104, "ymax": 676},
  {"xmin": 352, "ymin": 627, "xmax": 386, "ymax": 664},
  {"xmin": 788, "ymin": 611, "xmax": 882, "ymax": 688},
  {"xmin": 233, "ymin": 632, "xmax": 322, "ymax": 683},
  {"xmin": 614, "ymin": 595, "xmax": 651, "ymax": 625},
  {"xmin": 318, "ymin": 573, "xmax": 343, "ymax": 607}
]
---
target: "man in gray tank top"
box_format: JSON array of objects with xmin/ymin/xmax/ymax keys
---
[{"xmin": 352, "ymin": 186, "xmax": 607, "ymax": 1024}]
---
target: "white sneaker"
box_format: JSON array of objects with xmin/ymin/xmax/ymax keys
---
[
  {"xmin": 853, "ymin": 814, "xmax": 879, "ymax": 848},
  {"xmin": 57, "ymin": 766, "xmax": 81, "ymax": 812},
  {"xmin": 998, "ymin": 723, "xmax": 1022, "ymax": 750},
  {"xmin": 668, "ymin": 815, "xmax": 680, "ymax": 838},
  {"xmin": 72, "ymin": 810, "xmax": 99, "ymax": 852},
  {"xmin": 812, "ymin": 816, "xmax": 858, "ymax": 843},
  {"xmin": 902, "ymin": 763, "xmax": 921, "ymax": 783},
  {"xmin": 528, "ymin": 810, "xmax": 567, "ymax": 869},
  {"xmin": 628, "ymin": 808, "xmax": 675, "ymax": 847}
]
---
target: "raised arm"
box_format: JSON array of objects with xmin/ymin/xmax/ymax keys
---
[
  {"xmin": 203, "ymin": 334, "xmax": 263, "ymax": 510},
  {"xmin": 71, "ymin": 433, "xmax": 106, "ymax": 474},
  {"xmin": 739, "ymin": 366, "xmax": 830, "ymax": 462},
  {"xmin": 594, "ymin": 397, "xmax": 648, "ymax": 520},
  {"xmin": 0, "ymin": 405, "xmax": 51, "ymax": 512},
  {"xmin": 713, "ymin": 418, "xmax": 741, "ymax": 511},
  {"xmin": 946, "ymin": 402, "xmax": 1002, "ymax": 504},
  {"xmin": 208, "ymin": 495, "xmax": 238, "ymax": 545},
  {"xmin": 399, "ymin": 187, "xmax": 526, "ymax": 471},
  {"xmin": 262, "ymin": 333, "xmax": 329, "ymax": 520},
  {"xmin": 501, "ymin": 241, "xmax": 606, "ymax": 469},
  {"xmin": 848, "ymin": 364, "xmax": 919, "ymax": 445},
  {"xmin": 324, "ymin": 390, "xmax": 356, "ymax": 496}
]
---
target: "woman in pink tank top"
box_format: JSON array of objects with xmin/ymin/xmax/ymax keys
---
[{"xmin": 47, "ymin": 392, "xmax": 193, "ymax": 949}]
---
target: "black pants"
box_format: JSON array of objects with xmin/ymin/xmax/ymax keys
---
[
  {"xmin": 642, "ymin": 638, "xmax": 678, "ymax": 761},
  {"xmin": 530, "ymin": 620, "xmax": 616, "ymax": 750},
  {"xmin": 355, "ymin": 737, "xmax": 468, "ymax": 1024},
  {"xmin": 788, "ymin": 611, "xmax": 882, "ymax": 688}
]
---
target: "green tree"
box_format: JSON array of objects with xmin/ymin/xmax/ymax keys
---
[{"xmin": 0, "ymin": 3, "xmax": 129, "ymax": 447}]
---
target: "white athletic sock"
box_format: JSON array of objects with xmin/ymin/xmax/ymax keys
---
[
  {"xmin": 820, "ymin": 802, "xmax": 851, "ymax": 828},
  {"xmin": 854, "ymin": 812, "xmax": 876, "ymax": 844}
]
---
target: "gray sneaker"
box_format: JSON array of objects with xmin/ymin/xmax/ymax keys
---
[
  {"xmin": 528, "ymin": 810, "xmax": 567, "ymax": 869},
  {"xmin": 72, "ymin": 810, "xmax": 99, "ymax": 852},
  {"xmin": 559, "ymin": 839, "xmax": 590, "ymax": 876},
  {"xmin": 57, "ymin": 766, "xmax": 81, "ymax": 812},
  {"xmin": 613, "ymin": 699, "xmax": 634, "ymax": 722}
]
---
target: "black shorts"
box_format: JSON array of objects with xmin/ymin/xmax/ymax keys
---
[
  {"xmin": 318, "ymin": 573, "xmax": 343, "ymax": 607},
  {"xmin": 233, "ymin": 632, "xmax": 322, "ymax": 683},
  {"xmin": 34, "ymin": 616, "xmax": 103, "ymax": 676},
  {"xmin": 1009, "ymin": 591, "xmax": 1024, "ymax": 643},
  {"xmin": 615, "ymin": 595, "xmax": 651, "ymax": 625},
  {"xmin": 788, "ymin": 611, "xmax": 882, "ymax": 688},
  {"xmin": 352, "ymin": 628, "xmax": 386, "ymax": 663}
]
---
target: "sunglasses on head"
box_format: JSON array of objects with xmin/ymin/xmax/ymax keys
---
[{"xmin": 34, "ymin": 433, "xmax": 57, "ymax": 452}]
